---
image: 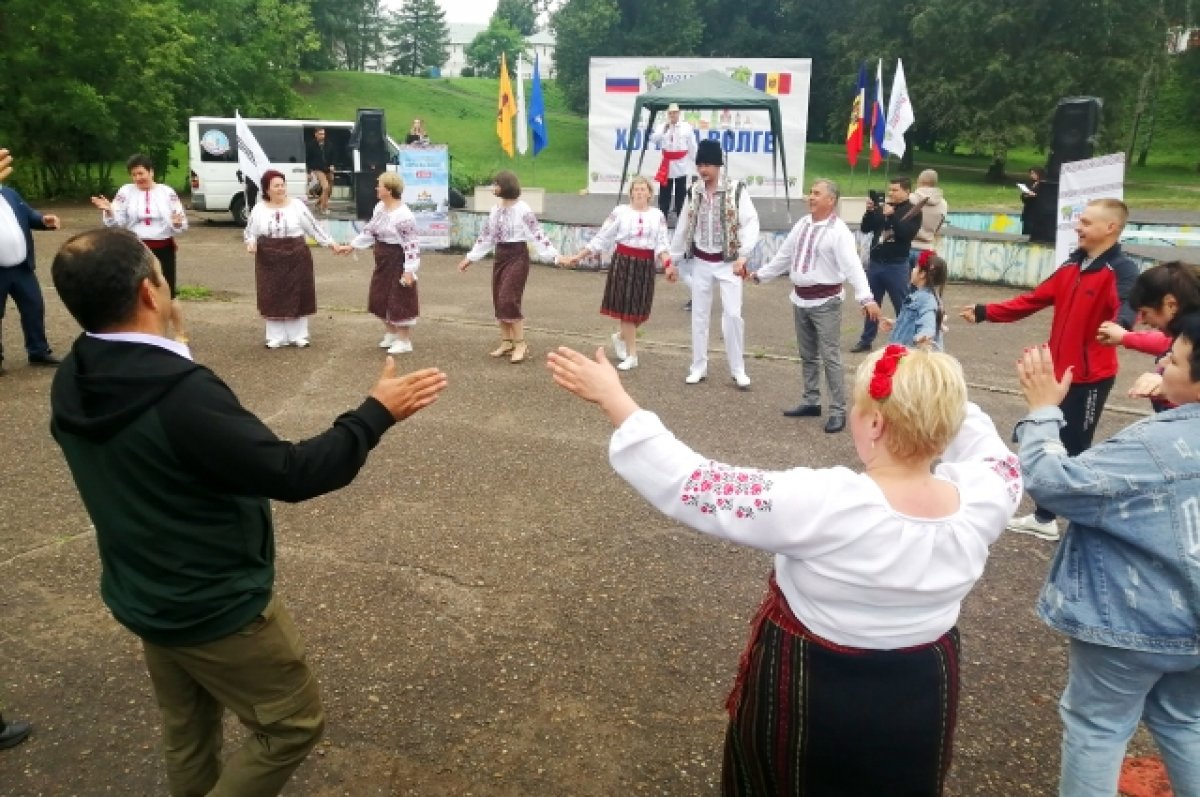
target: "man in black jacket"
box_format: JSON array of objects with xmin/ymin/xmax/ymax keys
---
[
  {"xmin": 852, "ymin": 176, "xmax": 923, "ymax": 353},
  {"xmin": 305, "ymin": 127, "xmax": 334, "ymax": 215},
  {"xmin": 48, "ymin": 228, "xmax": 447, "ymax": 797}
]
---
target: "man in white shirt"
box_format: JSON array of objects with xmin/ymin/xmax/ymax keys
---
[
  {"xmin": 669, "ymin": 139, "xmax": 759, "ymax": 389},
  {"xmin": 649, "ymin": 103, "xmax": 696, "ymax": 225},
  {"xmin": 752, "ymin": 179, "xmax": 880, "ymax": 432},
  {"xmin": 0, "ymin": 147, "xmax": 61, "ymax": 375}
]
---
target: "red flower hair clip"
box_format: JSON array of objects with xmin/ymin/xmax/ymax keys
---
[
  {"xmin": 868, "ymin": 344, "xmax": 909, "ymax": 401},
  {"xmin": 917, "ymin": 250, "xmax": 936, "ymax": 270}
]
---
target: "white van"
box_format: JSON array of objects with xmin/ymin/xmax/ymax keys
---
[{"xmin": 188, "ymin": 116, "xmax": 401, "ymax": 224}]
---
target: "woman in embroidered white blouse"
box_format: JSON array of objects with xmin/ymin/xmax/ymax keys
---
[
  {"xmin": 559, "ymin": 176, "xmax": 678, "ymax": 371},
  {"xmin": 546, "ymin": 343, "xmax": 1020, "ymax": 796},
  {"xmin": 90, "ymin": 154, "xmax": 189, "ymax": 343},
  {"xmin": 243, "ymin": 170, "xmax": 349, "ymax": 348}
]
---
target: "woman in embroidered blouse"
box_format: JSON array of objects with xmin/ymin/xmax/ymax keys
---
[
  {"xmin": 559, "ymin": 176, "xmax": 677, "ymax": 371},
  {"xmin": 547, "ymin": 343, "xmax": 1020, "ymax": 797},
  {"xmin": 243, "ymin": 170, "xmax": 347, "ymax": 348},
  {"xmin": 457, "ymin": 170, "xmax": 558, "ymax": 364},
  {"xmin": 351, "ymin": 171, "xmax": 423, "ymax": 354},
  {"xmin": 91, "ymin": 154, "xmax": 189, "ymax": 342}
]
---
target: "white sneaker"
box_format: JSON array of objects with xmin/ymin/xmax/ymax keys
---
[
  {"xmin": 684, "ymin": 369, "xmax": 706, "ymax": 385},
  {"xmin": 387, "ymin": 339, "xmax": 413, "ymax": 354},
  {"xmin": 379, "ymin": 333, "xmax": 398, "ymax": 349},
  {"xmin": 617, "ymin": 356, "xmax": 639, "ymax": 371},
  {"xmin": 732, "ymin": 371, "xmax": 752, "ymax": 389},
  {"xmin": 293, "ymin": 338, "xmax": 310, "ymax": 348},
  {"xmin": 611, "ymin": 332, "xmax": 628, "ymax": 360},
  {"xmin": 1007, "ymin": 513, "xmax": 1060, "ymax": 541},
  {"xmin": 265, "ymin": 338, "xmax": 286, "ymax": 349}
]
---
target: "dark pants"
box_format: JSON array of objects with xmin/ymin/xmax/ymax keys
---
[
  {"xmin": 858, "ymin": 257, "xmax": 910, "ymax": 346},
  {"xmin": 658, "ymin": 176, "xmax": 687, "ymax": 217},
  {"xmin": 1033, "ymin": 378, "xmax": 1115, "ymax": 522},
  {"xmin": 0, "ymin": 263, "xmax": 52, "ymax": 363}
]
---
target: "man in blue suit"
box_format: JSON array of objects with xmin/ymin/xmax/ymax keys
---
[{"xmin": 0, "ymin": 148, "xmax": 61, "ymax": 375}]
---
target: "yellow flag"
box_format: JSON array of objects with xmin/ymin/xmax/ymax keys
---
[{"xmin": 497, "ymin": 53, "xmax": 515, "ymax": 157}]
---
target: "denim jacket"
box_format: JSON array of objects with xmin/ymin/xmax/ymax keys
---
[
  {"xmin": 888, "ymin": 287, "xmax": 943, "ymax": 350},
  {"xmin": 1016, "ymin": 404, "xmax": 1200, "ymax": 654}
]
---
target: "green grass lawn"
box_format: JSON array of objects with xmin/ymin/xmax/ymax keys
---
[{"xmin": 270, "ymin": 71, "xmax": 1200, "ymax": 210}]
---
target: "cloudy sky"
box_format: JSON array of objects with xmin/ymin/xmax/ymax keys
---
[{"xmin": 438, "ymin": 0, "xmax": 499, "ymax": 23}]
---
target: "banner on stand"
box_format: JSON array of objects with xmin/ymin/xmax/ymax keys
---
[
  {"xmin": 1055, "ymin": 153, "xmax": 1125, "ymax": 265},
  {"xmin": 399, "ymin": 145, "xmax": 450, "ymax": 249}
]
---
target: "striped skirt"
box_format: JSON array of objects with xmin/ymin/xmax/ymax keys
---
[
  {"xmin": 600, "ymin": 245, "xmax": 656, "ymax": 325},
  {"xmin": 492, "ymin": 241, "xmax": 530, "ymax": 322},
  {"xmin": 722, "ymin": 575, "xmax": 960, "ymax": 797},
  {"xmin": 368, "ymin": 241, "xmax": 419, "ymax": 325},
  {"xmin": 254, "ymin": 236, "xmax": 316, "ymax": 319}
]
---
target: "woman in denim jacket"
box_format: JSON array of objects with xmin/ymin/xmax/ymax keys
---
[{"xmin": 1015, "ymin": 314, "xmax": 1200, "ymax": 797}]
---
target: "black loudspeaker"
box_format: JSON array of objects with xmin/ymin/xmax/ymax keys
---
[
  {"xmin": 351, "ymin": 108, "xmax": 389, "ymax": 170},
  {"xmin": 1024, "ymin": 181, "xmax": 1058, "ymax": 244},
  {"xmin": 351, "ymin": 108, "xmax": 389, "ymax": 219},
  {"xmin": 1046, "ymin": 96, "xmax": 1102, "ymax": 178}
]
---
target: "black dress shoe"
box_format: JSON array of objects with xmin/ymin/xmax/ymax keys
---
[
  {"xmin": 28, "ymin": 354, "xmax": 61, "ymax": 366},
  {"xmin": 0, "ymin": 717, "xmax": 31, "ymax": 749},
  {"xmin": 849, "ymin": 342, "xmax": 872, "ymax": 353},
  {"xmin": 683, "ymin": 300, "xmax": 692, "ymax": 312},
  {"xmin": 782, "ymin": 404, "xmax": 821, "ymax": 418},
  {"xmin": 824, "ymin": 415, "xmax": 846, "ymax": 433}
]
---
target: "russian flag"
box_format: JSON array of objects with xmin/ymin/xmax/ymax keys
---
[
  {"xmin": 605, "ymin": 77, "xmax": 641, "ymax": 93},
  {"xmin": 753, "ymin": 72, "xmax": 792, "ymax": 95}
]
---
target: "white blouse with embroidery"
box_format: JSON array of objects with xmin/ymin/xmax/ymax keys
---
[
  {"xmin": 243, "ymin": 199, "xmax": 336, "ymax": 248},
  {"xmin": 583, "ymin": 205, "xmax": 670, "ymax": 258},
  {"xmin": 608, "ymin": 403, "xmax": 1021, "ymax": 649},
  {"xmin": 466, "ymin": 200, "xmax": 558, "ymax": 263},
  {"xmin": 350, "ymin": 201, "xmax": 421, "ymax": 275},
  {"xmin": 103, "ymin": 183, "xmax": 187, "ymax": 241}
]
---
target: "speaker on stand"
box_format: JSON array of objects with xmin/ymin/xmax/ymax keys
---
[
  {"xmin": 351, "ymin": 108, "xmax": 390, "ymax": 219},
  {"xmin": 1046, "ymin": 96, "xmax": 1102, "ymax": 179}
]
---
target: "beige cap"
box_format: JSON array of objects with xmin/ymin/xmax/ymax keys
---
[{"xmin": 667, "ymin": 103, "xmax": 680, "ymax": 112}]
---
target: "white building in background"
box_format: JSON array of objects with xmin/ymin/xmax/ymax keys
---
[{"xmin": 441, "ymin": 23, "xmax": 556, "ymax": 78}]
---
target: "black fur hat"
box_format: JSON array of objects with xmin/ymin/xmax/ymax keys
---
[{"xmin": 695, "ymin": 139, "xmax": 724, "ymax": 167}]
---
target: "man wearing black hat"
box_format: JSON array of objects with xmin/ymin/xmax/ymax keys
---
[{"xmin": 668, "ymin": 139, "xmax": 760, "ymax": 389}]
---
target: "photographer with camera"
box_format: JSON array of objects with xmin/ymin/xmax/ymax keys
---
[{"xmin": 851, "ymin": 177, "xmax": 922, "ymax": 353}]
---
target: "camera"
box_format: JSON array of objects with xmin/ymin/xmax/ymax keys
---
[{"xmin": 868, "ymin": 189, "xmax": 885, "ymax": 205}]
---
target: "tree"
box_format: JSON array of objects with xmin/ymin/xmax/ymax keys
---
[
  {"xmin": 465, "ymin": 19, "xmax": 527, "ymax": 79},
  {"xmin": 493, "ymin": 0, "xmax": 538, "ymax": 36},
  {"xmin": 386, "ymin": 0, "xmax": 449, "ymax": 76},
  {"xmin": 307, "ymin": 0, "xmax": 387, "ymax": 70}
]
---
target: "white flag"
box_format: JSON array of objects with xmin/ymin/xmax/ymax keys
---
[
  {"xmin": 235, "ymin": 111, "xmax": 270, "ymax": 203},
  {"xmin": 515, "ymin": 54, "xmax": 528, "ymax": 156},
  {"xmin": 882, "ymin": 59, "xmax": 914, "ymax": 158}
]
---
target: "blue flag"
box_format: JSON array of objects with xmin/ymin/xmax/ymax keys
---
[{"xmin": 528, "ymin": 54, "xmax": 548, "ymax": 156}]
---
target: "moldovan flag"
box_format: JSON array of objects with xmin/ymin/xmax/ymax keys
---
[
  {"xmin": 497, "ymin": 53, "xmax": 515, "ymax": 158},
  {"xmin": 870, "ymin": 60, "xmax": 887, "ymax": 168},
  {"xmin": 753, "ymin": 72, "xmax": 792, "ymax": 95},
  {"xmin": 883, "ymin": 58, "xmax": 914, "ymax": 159},
  {"xmin": 846, "ymin": 63, "xmax": 866, "ymax": 166}
]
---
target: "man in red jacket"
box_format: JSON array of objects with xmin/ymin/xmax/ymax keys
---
[{"xmin": 960, "ymin": 198, "xmax": 1137, "ymax": 541}]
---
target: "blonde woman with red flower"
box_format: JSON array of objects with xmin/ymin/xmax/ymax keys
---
[{"xmin": 547, "ymin": 342, "xmax": 1020, "ymax": 797}]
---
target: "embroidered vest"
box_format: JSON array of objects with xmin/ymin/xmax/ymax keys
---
[{"xmin": 683, "ymin": 178, "xmax": 744, "ymax": 261}]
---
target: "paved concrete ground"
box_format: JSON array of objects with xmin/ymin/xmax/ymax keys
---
[{"xmin": 0, "ymin": 205, "xmax": 1164, "ymax": 796}]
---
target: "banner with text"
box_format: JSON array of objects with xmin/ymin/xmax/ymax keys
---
[
  {"xmin": 587, "ymin": 57, "xmax": 811, "ymax": 196},
  {"xmin": 1055, "ymin": 153, "xmax": 1126, "ymax": 265},
  {"xmin": 399, "ymin": 145, "xmax": 450, "ymax": 249}
]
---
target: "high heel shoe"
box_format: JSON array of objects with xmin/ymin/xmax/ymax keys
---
[
  {"xmin": 490, "ymin": 339, "xmax": 514, "ymax": 357},
  {"xmin": 509, "ymin": 339, "xmax": 529, "ymax": 364}
]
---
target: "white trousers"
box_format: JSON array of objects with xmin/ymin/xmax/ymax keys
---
[
  {"xmin": 688, "ymin": 259, "xmax": 745, "ymax": 376},
  {"xmin": 265, "ymin": 317, "xmax": 309, "ymax": 344}
]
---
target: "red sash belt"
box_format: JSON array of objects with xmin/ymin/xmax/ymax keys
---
[
  {"xmin": 615, "ymin": 243, "xmax": 654, "ymax": 260},
  {"xmin": 794, "ymin": 283, "xmax": 842, "ymax": 300},
  {"xmin": 655, "ymin": 149, "xmax": 689, "ymax": 186},
  {"xmin": 143, "ymin": 238, "xmax": 178, "ymax": 251},
  {"xmin": 693, "ymin": 248, "xmax": 724, "ymax": 263}
]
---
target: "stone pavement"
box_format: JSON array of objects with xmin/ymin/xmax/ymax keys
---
[{"xmin": 0, "ymin": 205, "xmax": 1166, "ymax": 795}]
